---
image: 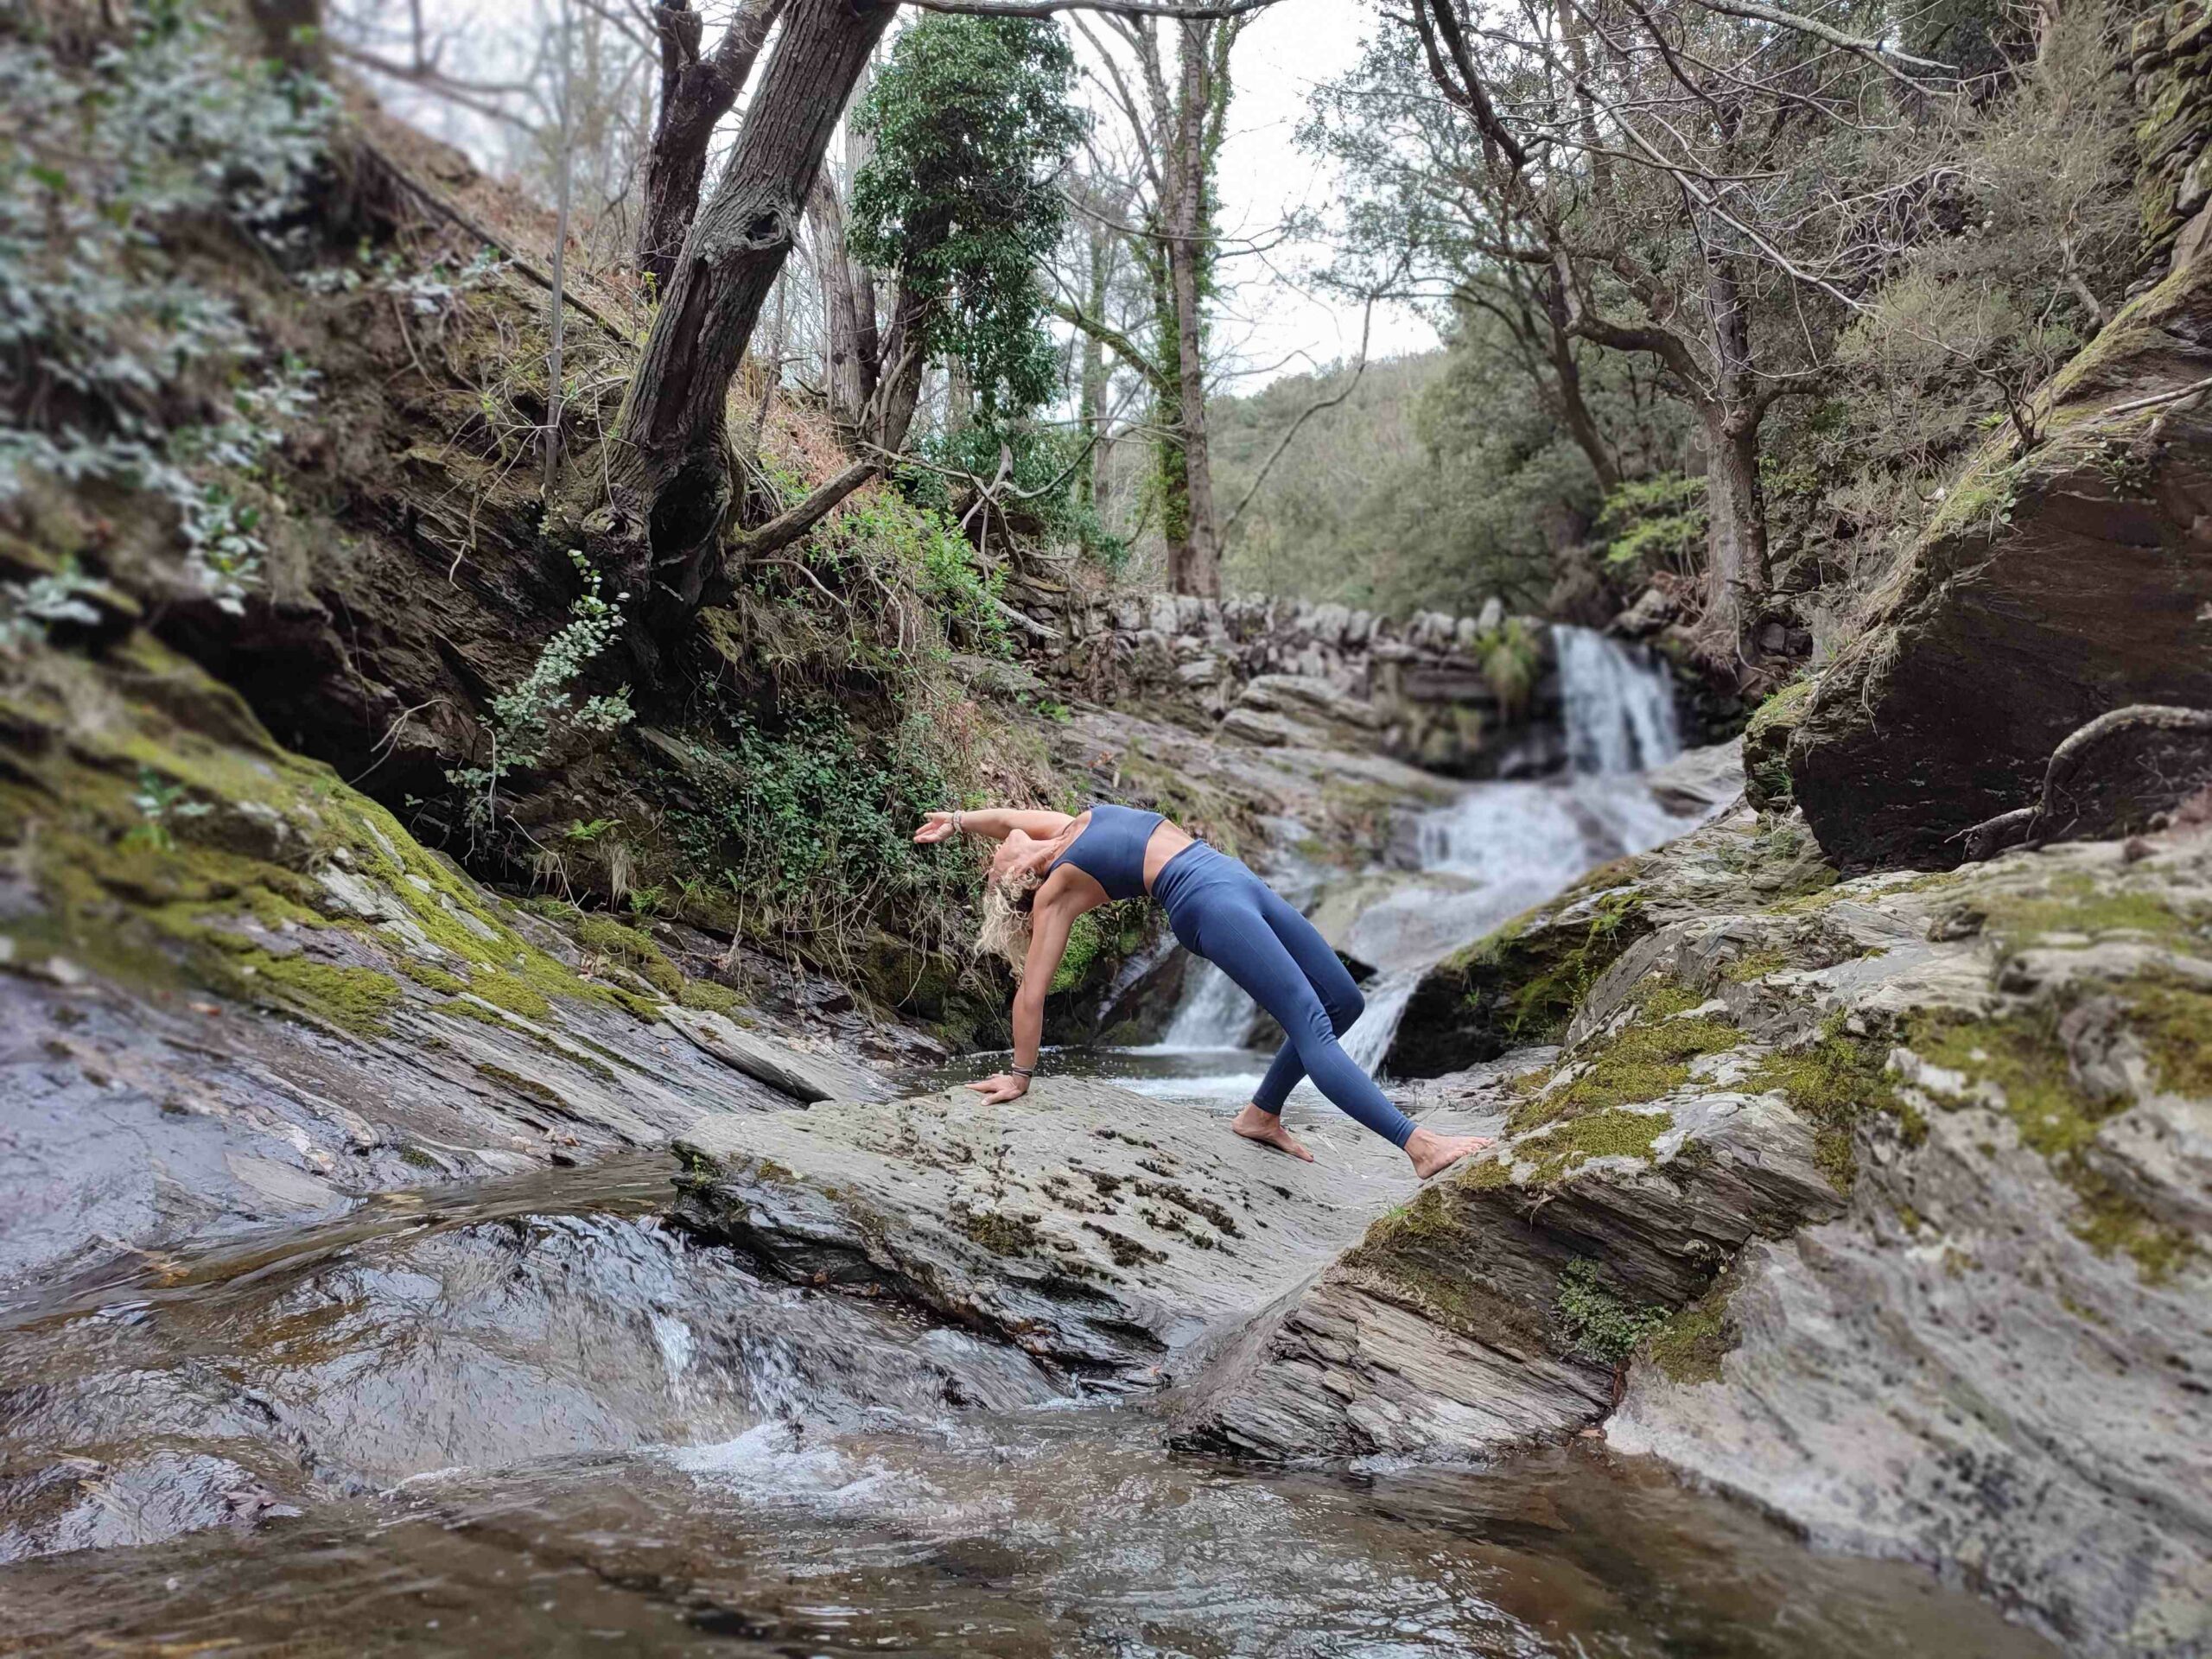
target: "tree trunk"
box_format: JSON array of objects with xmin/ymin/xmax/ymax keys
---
[
  {"xmin": 1542, "ymin": 276, "xmax": 1618, "ymax": 492},
  {"xmin": 1700, "ymin": 402, "xmax": 1768, "ymax": 657},
  {"xmin": 806, "ymin": 176, "xmax": 875, "ymax": 432},
  {"xmin": 249, "ymin": 0, "xmax": 328, "ymax": 72},
  {"xmin": 1077, "ymin": 222, "xmax": 1110, "ymax": 515},
  {"xmin": 1166, "ymin": 23, "xmax": 1220, "ymax": 598},
  {"xmin": 635, "ymin": 0, "xmax": 786, "ymax": 296},
  {"xmin": 1697, "ymin": 255, "xmax": 1768, "ymax": 659},
  {"xmin": 604, "ymin": 0, "xmax": 894, "ymax": 654}
]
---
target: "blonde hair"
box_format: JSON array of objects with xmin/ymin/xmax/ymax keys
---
[{"xmin": 975, "ymin": 866, "xmax": 1041, "ymax": 977}]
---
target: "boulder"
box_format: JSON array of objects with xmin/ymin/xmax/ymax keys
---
[
  {"xmin": 2030, "ymin": 702, "xmax": 2212, "ymax": 843},
  {"xmin": 1169, "ymin": 1058, "xmax": 1842, "ymax": 1461},
  {"xmin": 1642, "ymin": 736, "xmax": 1745, "ymax": 819},
  {"xmin": 1173, "ymin": 656, "xmax": 1223, "ymax": 688},
  {"xmin": 1321, "ymin": 814, "xmax": 2212, "ymax": 1657},
  {"xmin": 661, "ymin": 1005, "xmax": 889, "ymax": 1104},
  {"xmin": 1382, "ymin": 804, "xmax": 1840, "ymax": 1078},
  {"xmin": 1788, "ymin": 245, "xmax": 2212, "ymax": 868},
  {"xmin": 670, "ymin": 1078, "xmax": 1453, "ymax": 1376}
]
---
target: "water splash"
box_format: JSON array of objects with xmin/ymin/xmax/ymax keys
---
[{"xmin": 1553, "ymin": 624, "xmax": 1681, "ymax": 774}]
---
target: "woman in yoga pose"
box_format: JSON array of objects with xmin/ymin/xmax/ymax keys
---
[{"xmin": 914, "ymin": 804, "xmax": 1492, "ymax": 1177}]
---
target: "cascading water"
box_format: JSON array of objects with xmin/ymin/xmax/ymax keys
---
[
  {"xmin": 1142, "ymin": 622, "xmax": 1704, "ymax": 1094},
  {"xmin": 1554, "ymin": 623, "xmax": 1683, "ymax": 774}
]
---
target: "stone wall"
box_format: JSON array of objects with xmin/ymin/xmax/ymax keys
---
[
  {"xmin": 1020, "ymin": 587, "xmax": 1564, "ymax": 776},
  {"xmin": 2133, "ymin": 1, "xmax": 2212, "ymax": 273}
]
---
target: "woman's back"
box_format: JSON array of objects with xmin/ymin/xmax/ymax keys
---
[{"xmin": 1048, "ymin": 803, "xmax": 1163, "ymax": 901}]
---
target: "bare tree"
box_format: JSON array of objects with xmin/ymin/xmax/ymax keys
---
[
  {"xmin": 594, "ymin": 0, "xmax": 1276, "ymax": 660},
  {"xmin": 1348, "ymin": 0, "xmax": 1963, "ymax": 664},
  {"xmin": 637, "ymin": 0, "xmax": 789, "ymax": 292},
  {"xmin": 1058, "ymin": 10, "xmax": 1248, "ymax": 595}
]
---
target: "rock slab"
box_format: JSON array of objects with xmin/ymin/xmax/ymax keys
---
[{"xmin": 671, "ymin": 1078, "xmax": 1447, "ymax": 1376}]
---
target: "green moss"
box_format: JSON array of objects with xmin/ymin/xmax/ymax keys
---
[
  {"xmin": 1515, "ymin": 987, "xmax": 1737, "ymax": 1134},
  {"xmin": 1910, "ymin": 1009, "xmax": 2195, "ymax": 1282},
  {"xmin": 469, "ymin": 970, "xmax": 553, "ymax": 1020},
  {"xmin": 1051, "ymin": 911, "xmax": 1105, "ymax": 995},
  {"xmin": 2070, "ymin": 1173, "xmax": 2194, "ymax": 1286},
  {"xmin": 1924, "ymin": 451, "xmax": 2029, "ymax": 543},
  {"xmin": 1720, "ymin": 947, "xmax": 1792, "ymax": 984},
  {"xmin": 233, "ymin": 951, "xmax": 403, "ymax": 1037},
  {"xmin": 677, "ymin": 978, "xmax": 744, "ymax": 1016},
  {"xmin": 1747, "ymin": 1018, "xmax": 1923, "ymax": 1192},
  {"xmin": 1643, "ymin": 1287, "xmax": 1737, "ymax": 1384},
  {"xmin": 1522, "ymin": 1107, "xmax": 1673, "ymax": 1184},
  {"xmin": 1366, "ymin": 1184, "xmax": 1462, "ymax": 1248},
  {"xmin": 574, "ymin": 914, "xmax": 685, "ymax": 995},
  {"xmin": 2125, "ymin": 974, "xmax": 2212, "ymax": 1096},
  {"xmin": 1912, "ymin": 1010, "xmax": 2124, "ymax": 1163},
  {"xmin": 1554, "ymin": 1258, "xmax": 1667, "ymax": 1363},
  {"xmin": 1981, "ymin": 874, "xmax": 2209, "ymax": 951},
  {"xmin": 397, "ymin": 960, "xmax": 467, "ymax": 996}
]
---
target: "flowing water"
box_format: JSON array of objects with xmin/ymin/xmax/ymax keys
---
[
  {"xmin": 0, "ymin": 1160, "xmax": 2052, "ymax": 1657},
  {"xmin": 0, "ymin": 631, "xmax": 2056, "ymax": 1656},
  {"xmin": 1131, "ymin": 626, "xmax": 1701, "ymax": 1100}
]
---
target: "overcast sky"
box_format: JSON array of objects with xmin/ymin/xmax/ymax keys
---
[
  {"xmin": 1179, "ymin": 0, "xmax": 1440, "ymax": 386},
  {"xmin": 362, "ymin": 0, "xmax": 1439, "ymax": 391}
]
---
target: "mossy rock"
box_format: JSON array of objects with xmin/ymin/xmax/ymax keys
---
[
  {"xmin": 0, "ymin": 632, "xmax": 651, "ymax": 1041},
  {"xmin": 1741, "ymin": 679, "xmax": 1812, "ymax": 814},
  {"xmin": 1385, "ymin": 882, "xmax": 1651, "ymax": 1078},
  {"xmin": 1787, "ymin": 245, "xmax": 2212, "ymax": 868}
]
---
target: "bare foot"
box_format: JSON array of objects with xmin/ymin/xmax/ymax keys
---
[
  {"xmin": 1406, "ymin": 1127, "xmax": 1495, "ymax": 1180},
  {"xmin": 1230, "ymin": 1103, "xmax": 1315, "ymax": 1162}
]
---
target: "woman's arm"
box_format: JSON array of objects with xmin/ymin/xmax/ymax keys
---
[
  {"xmin": 914, "ymin": 807, "xmax": 1075, "ymax": 845},
  {"xmin": 967, "ymin": 899, "xmax": 1077, "ymax": 1103}
]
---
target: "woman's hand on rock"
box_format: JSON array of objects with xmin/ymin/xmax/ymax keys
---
[
  {"xmin": 966, "ymin": 1072, "xmax": 1029, "ymax": 1103},
  {"xmin": 914, "ymin": 810, "xmax": 958, "ymax": 844}
]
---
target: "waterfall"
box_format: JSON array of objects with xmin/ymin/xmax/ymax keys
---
[
  {"xmin": 1140, "ymin": 620, "xmax": 1709, "ymax": 1090},
  {"xmin": 1553, "ymin": 624, "xmax": 1682, "ymax": 775},
  {"xmin": 1158, "ymin": 960, "xmax": 1255, "ymax": 1051}
]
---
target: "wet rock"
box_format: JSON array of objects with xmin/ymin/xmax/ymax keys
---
[
  {"xmin": 0, "ymin": 645, "xmax": 883, "ymax": 1294},
  {"xmin": 1169, "ymin": 1061, "xmax": 1841, "ymax": 1460},
  {"xmin": 1789, "ymin": 243, "xmax": 2212, "ymax": 868},
  {"xmin": 0, "ymin": 1166, "xmax": 1062, "ymax": 1562},
  {"xmin": 1641, "ymin": 736, "xmax": 1744, "ymax": 818},
  {"xmin": 1339, "ymin": 816, "xmax": 2212, "ymax": 1656},
  {"xmin": 662, "ymin": 1005, "xmax": 889, "ymax": 1104},
  {"xmin": 671, "ymin": 1078, "xmax": 1466, "ymax": 1377}
]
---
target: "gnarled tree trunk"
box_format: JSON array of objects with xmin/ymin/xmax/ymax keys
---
[
  {"xmin": 1164, "ymin": 20, "xmax": 1220, "ymax": 598},
  {"xmin": 636, "ymin": 0, "xmax": 788, "ymax": 295},
  {"xmin": 601, "ymin": 0, "xmax": 894, "ymax": 660}
]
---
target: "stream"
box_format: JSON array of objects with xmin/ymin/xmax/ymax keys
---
[
  {"xmin": 0, "ymin": 1150, "xmax": 2050, "ymax": 1658},
  {"xmin": 0, "ymin": 632, "xmax": 2056, "ymax": 1656}
]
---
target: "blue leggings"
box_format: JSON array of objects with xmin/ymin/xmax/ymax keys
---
[{"xmin": 1153, "ymin": 846, "xmax": 1417, "ymax": 1147}]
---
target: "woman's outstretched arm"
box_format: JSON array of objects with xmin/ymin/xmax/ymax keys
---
[
  {"xmin": 967, "ymin": 899, "xmax": 1077, "ymax": 1103},
  {"xmin": 914, "ymin": 807, "xmax": 1074, "ymax": 845}
]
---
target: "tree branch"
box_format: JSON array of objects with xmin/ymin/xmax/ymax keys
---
[
  {"xmin": 904, "ymin": 0, "xmax": 1281, "ymax": 18},
  {"xmin": 729, "ymin": 460, "xmax": 879, "ymax": 559}
]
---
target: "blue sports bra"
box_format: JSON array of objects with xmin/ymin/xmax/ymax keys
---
[{"xmin": 1048, "ymin": 802, "xmax": 1164, "ymax": 901}]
